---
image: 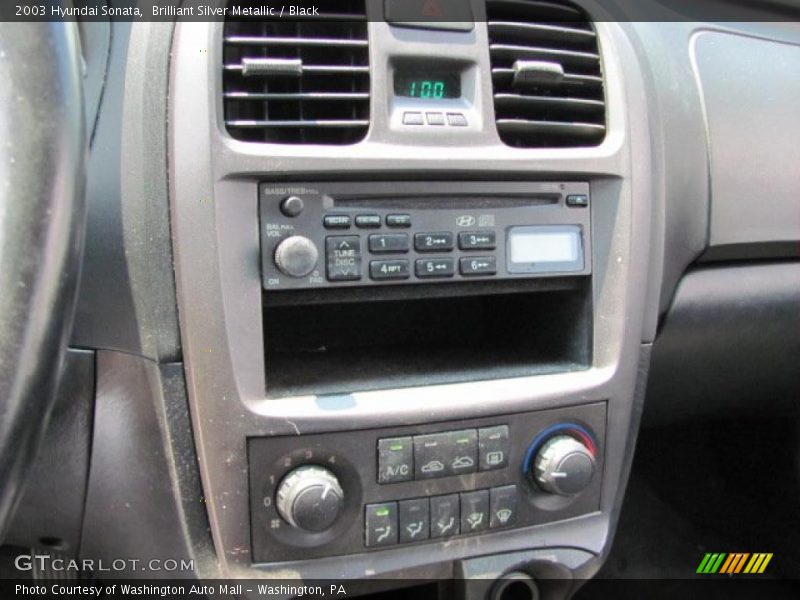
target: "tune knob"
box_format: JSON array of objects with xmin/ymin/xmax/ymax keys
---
[
  {"xmin": 276, "ymin": 466, "xmax": 344, "ymax": 532},
  {"xmin": 274, "ymin": 235, "xmax": 318, "ymax": 278},
  {"xmin": 532, "ymin": 435, "xmax": 596, "ymax": 496}
]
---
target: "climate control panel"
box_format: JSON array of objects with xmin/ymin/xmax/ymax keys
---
[
  {"xmin": 259, "ymin": 182, "xmax": 592, "ymax": 291},
  {"xmin": 248, "ymin": 402, "xmax": 605, "ymax": 564}
]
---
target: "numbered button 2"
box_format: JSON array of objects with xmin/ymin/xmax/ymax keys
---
[{"xmin": 414, "ymin": 232, "xmax": 454, "ymax": 252}]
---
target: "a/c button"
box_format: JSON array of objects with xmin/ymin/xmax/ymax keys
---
[{"xmin": 378, "ymin": 437, "xmax": 413, "ymax": 484}]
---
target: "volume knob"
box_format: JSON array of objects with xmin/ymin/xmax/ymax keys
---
[
  {"xmin": 276, "ymin": 466, "xmax": 344, "ymax": 532},
  {"xmin": 274, "ymin": 235, "xmax": 318, "ymax": 278}
]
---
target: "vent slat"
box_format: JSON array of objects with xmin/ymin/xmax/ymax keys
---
[
  {"xmin": 225, "ymin": 92, "xmax": 370, "ymax": 100},
  {"xmin": 488, "ymin": 0, "xmax": 606, "ymax": 148},
  {"xmin": 497, "ymin": 119, "xmax": 606, "ymax": 139},
  {"xmin": 224, "ymin": 36, "xmax": 369, "ymax": 48},
  {"xmin": 224, "ymin": 64, "xmax": 370, "ymax": 75},
  {"xmin": 489, "ymin": 44, "xmax": 600, "ymax": 67},
  {"xmin": 494, "ymin": 93, "xmax": 605, "ymax": 113},
  {"xmin": 488, "ymin": 21, "xmax": 596, "ymax": 45},
  {"xmin": 491, "ymin": 68, "xmax": 603, "ymax": 88},
  {"xmin": 226, "ymin": 120, "xmax": 371, "ymax": 128},
  {"xmin": 222, "ymin": 0, "xmax": 370, "ymax": 145}
]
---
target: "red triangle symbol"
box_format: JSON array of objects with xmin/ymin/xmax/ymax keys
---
[{"xmin": 421, "ymin": 0, "xmax": 444, "ymax": 18}]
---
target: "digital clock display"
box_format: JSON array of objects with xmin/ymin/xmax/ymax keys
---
[{"xmin": 394, "ymin": 70, "xmax": 461, "ymax": 99}]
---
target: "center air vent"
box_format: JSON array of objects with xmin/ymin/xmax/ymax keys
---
[
  {"xmin": 223, "ymin": 1, "xmax": 370, "ymax": 145},
  {"xmin": 487, "ymin": 0, "xmax": 606, "ymax": 148}
]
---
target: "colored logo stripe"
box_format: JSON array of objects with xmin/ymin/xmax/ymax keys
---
[
  {"xmin": 744, "ymin": 553, "xmax": 773, "ymax": 574},
  {"xmin": 697, "ymin": 553, "xmax": 726, "ymax": 574},
  {"xmin": 720, "ymin": 553, "xmax": 749, "ymax": 574},
  {"xmin": 697, "ymin": 552, "xmax": 773, "ymax": 574}
]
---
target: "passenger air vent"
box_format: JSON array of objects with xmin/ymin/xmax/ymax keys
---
[
  {"xmin": 487, "ymin": 0, "xmax": 606, "ymax": 148},
  {"xmin": 222, "ymin": 1, "xmax": 370, "ymax": 144}
]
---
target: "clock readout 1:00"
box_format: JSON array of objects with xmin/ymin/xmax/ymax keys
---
[
  {"xmin": 394, "ymin": 72, "xmax": 461, "ymax": 99},
  {"xmin": 409, "ymin": 80, "xmax": 447, "ymax": 98}
]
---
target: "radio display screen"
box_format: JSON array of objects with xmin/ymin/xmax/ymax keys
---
[
  {"xmin": 394, "ymin": 70, "xmax": 461, "ymax": 99},
  {"xmin": 507, "ymin": 226, "xmax": 585, "ymax": 274},
  {"xmin": 510, "ymin": 231, "xmax": 579, "ymax": 264}
]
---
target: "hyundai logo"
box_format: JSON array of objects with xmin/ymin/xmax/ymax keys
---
[{"xmin": 456, "ymin": 215, "xmax": 476, "ymax": 227}]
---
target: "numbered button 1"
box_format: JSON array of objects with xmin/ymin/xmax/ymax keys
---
[{"xmin": 369, "ymin": 234, "xmax": 409, "ymax": 254}]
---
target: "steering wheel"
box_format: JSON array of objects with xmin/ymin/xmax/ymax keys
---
[{"xmin": 0, "ymin": 22, "xmax": 86, "ymax": 536}]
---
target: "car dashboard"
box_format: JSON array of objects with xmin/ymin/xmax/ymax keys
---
[{"xmin": 5, "ymin": 1, "xmax": 799, "ymax": 598}]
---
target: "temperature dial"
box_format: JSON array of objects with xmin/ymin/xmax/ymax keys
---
[
  {"xmin": 533, "ymin": 435, "xmax": 595, "ymax": 496},
  {"xmin": 276, "ymin": 465, "xmax": 344, "ymax": 532},
  {"xmin": 274, "ymin": 235, "xmax": 318, "ymax": 278}
]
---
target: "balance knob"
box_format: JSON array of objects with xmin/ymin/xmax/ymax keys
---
[
  {"xmin": 533, "ymin": 435, "xmax": 595, "ymax": 496},
  {"xmin": 274, "ymin": 235, "xmax": 318, "ymax": 278},
  {"xmin": 276, "ymin": 466, "xmax": 344, "ymax": 532}
]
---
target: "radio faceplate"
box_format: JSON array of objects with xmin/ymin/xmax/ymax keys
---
[{"xmin": 259, "ymin": 182, "xmax": 592, "ymax": 291}]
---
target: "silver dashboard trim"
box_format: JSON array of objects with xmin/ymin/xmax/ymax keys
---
[{"xmin": 169, "ymin": 10, "xmax": 655, "ymax": 581}]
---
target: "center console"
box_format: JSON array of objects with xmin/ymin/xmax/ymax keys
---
[{"xmin": 167, "ymin": 5, "xmax": 656, "ymax": 596}]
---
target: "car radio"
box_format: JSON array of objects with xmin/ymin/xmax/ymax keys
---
[{"xmin": 259, "ymin": 182, "xmax": 592, "ymax": 291}]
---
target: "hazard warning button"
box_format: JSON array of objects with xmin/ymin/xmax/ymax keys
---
[{"xmin": 384, "ymin": 0, "xmax": 474, "ymax": 31}]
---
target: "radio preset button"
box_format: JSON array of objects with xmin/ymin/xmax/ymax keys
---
[
  {"xmin": 326, "ymin": 236, "xmax": 362, "ymax": 281},
  {"xmin": 355, "ymin": 214, "xmax": 382, "ymax": 228},
  {"xmin": 386, "ymin": 214, "xmax": 412, "ymax": 228},
  {"xmin": 489, "ymin": 485, "xmax": 518, "ymax": 529},
  {"xmin": 370, "ymin": 260, "xmax": 410, "ymax": 281},
  {"xmin": 323, "ymin": 214, "xmax": 352, "ymax": 229},
  {"xmin": 378, "ymin": 437, "xmax": 413, "ymax": 484},
  {"xmin": 459, "ymin": 256, "xmax": 497, "ymax": 276},
  {"xmin": 365, "ymin": 503, "xmax": 398, "ymax": 547},
  {"xmin": 460, "ymin": 490, "xmax": 490, "ymax": 534},
  {"xmin": 369, "ymin": 234, "xmax": 409, "ymax": 254},
  {"xmin": 414, "ymin": 232, "xmax": 454, "ymax": 252},
  {"xmin": 399, "ymin": 498, "xmax": 430, "ymax": 543},
  {"xmin": 430, "ymin": 494, "xmax": 460, "ymax": 538},
  {"xmin": 415, "ymin": 258, "xmax": 455, "ymax": 278},
  {"xmin": 478, "ymin": 425, "xmax": 509, "ymax": 471},
  {"xmin": 458, "ymin": 231, "xmax": 496, "ymax": 250}
]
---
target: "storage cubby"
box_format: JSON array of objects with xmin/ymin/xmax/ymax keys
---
[{"xmin": 263, "ymin": 280, "xmax": 592, "ymax": 398}]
